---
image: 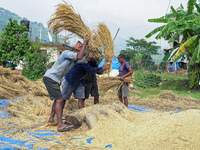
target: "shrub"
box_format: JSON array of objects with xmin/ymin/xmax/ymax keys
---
[{"xmin": 134, "ymin": 72, "xmax": 162, "ymax": 88}]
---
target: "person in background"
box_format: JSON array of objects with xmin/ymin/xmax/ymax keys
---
[
  {"xmin": 117, "ymin": 54, "xmax": 133, "ymax": 107},
  {"xmin": 84, "ymin": 56, "xmax": 102, "ymax": 104},
  {"xmin": 43, "ymin": 35, "xmax": 90, "ymax": 132},
  {"xmin": 62, "ymin": 56, "xmax": 109, "ymax": 109}
]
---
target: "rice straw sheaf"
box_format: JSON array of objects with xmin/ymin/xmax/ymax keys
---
[
  {"xmin": 48, "ymin": 0, "xmax": 100, "ymax": 58},
  {"xmin": 95, "ymin": 23, "xmax": 114, "ymax": 73},
  {"xmin": 98, "ymin": 76, "xmax": 135, "ymax": 93}
]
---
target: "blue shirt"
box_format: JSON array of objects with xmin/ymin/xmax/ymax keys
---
[
  {"xmin": 44, "ymin": 50, "xmax": 87, "ymax": 84},
  {"xmin": 65, "ymin": 61, "xmax": 102, "ymax": 86}
]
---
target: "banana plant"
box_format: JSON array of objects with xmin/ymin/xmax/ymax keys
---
[{"xmin": 146, "ymin": 0, "xmax": 200, "ymax": 88}]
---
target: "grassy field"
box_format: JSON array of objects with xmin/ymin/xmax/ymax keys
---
[{"xmin": 131, "ymin": 72, "xmax": 200, "ymax": 99}]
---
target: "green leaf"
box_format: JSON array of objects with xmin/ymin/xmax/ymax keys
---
[
  {"xmin": 187, "ymin": 0, "xmax": 196, "ymax": 14},
  {"xmin": 169, "ymin": 23, "xmax": 200, "ymax": 32},
  {"xmin": 145, "ymin": 25, "xmax": 165, "ymax": 38},
  {"xmin": 190, "ymin": 46, "xmax": 198, "ymax": 64},
  {"xmin": 171, "ymin": 6, "xmax": 181, "ymax": 20},
  {"xmin": 180, "ymin": 3, "xmax": 184, "ymax": 10},
  {"xmin": 148, "ymin": 18, "xmax": 174, "ymax": 23},
  {"xmin": 168, "ymin": 30, "xmax": 183, "ymax": 43},
  {"xmin": 193, "ymin": 18, "xmax": 200, "ymax": 25},
  {"xmin": 195, "ymin": 2, "xmax": 200, "ymax": 13},
  {"xmin": 155, "ymin": 21, "xmax": 177, "ymax": 39},
  {"xmin": 178, "ymin": 14, "xmax": 199, "ymax": 24}
]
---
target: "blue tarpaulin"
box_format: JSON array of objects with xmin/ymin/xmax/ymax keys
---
[{"xmin": 99, "ymin": 57, "xmax": 120, "ymax": 69}]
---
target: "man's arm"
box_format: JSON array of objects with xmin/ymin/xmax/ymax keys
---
[
  {"xmin": 76, "ymin": 56, "xmax": 88, "ymax": 64},
  {"xmin": 120, "ymin": 68, "xmax": 133, "ymax": 80},
  {"xmin": 82, "ymin": 63, "xmax": 110, "ymax": 73},
  {"xmin": 76, "ymin": 35, "xmax": 90, "ymax": 60}
]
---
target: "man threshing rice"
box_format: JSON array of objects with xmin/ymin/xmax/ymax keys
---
[
  {"xmin": 84, "ymin": 56, "xmax": 101, "ymax": 104},
  {"xmin": 43, "ymin": 35, "xmax": 90, "ymax": 132},
  {"xmin": 62, "ymin": 55, "xmax": 110, "ymax": 109},
  {"xmin": 117, "ymin": 54, "xmax": 133, "ymax": 107}
]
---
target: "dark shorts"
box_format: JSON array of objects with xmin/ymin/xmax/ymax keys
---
[
  {"xmin": 118, "ymin": 83, "xmax": 129, "ymax": 97},
  {"xmin": 62, "ymin": 78, "xmax": 85, "ymax": 100},
  {"xmin": 43, "ymin": 76, "xmax": 63, "ymax": 100},
  {"xmin": 85, "ymin": 81, "xmax": 99, "ymax": 99}
]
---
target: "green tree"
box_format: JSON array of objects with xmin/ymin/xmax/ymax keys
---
[
  {"xmin": 0, "ymin": 18, "xmax": 31, "ymax": 66},
  {"xmin": 22, "ymin": 43, "xmax": 51, "ymax": 81},
  {"xmin": 146, "ymin": 0, "xmax": 200, "ymax": 88},
  {"xmin": 120, "ymin": 37, "xmax": 159, "ymax": 70}
]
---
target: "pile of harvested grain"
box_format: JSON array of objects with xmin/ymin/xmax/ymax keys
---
[
  {"xmin": 98, "ymin": 76, "xmax": 135, "ymax": 93},
  {"xmin": 48, "ymin": 1, "xmax": 100, "ymax": 58},
  {"xmin": 0, "ymin": 66, "xmax": 92, "ymax": 120},
  {"xmin": 174, "ymin": 68, "xmax": 187, "ymax": 75},
  {"xmin": 129, "ymin": 90, "xmax": 200, "ymax": 111},
  {"xmin": 0, "ymin": 66, "xmax": 47, "ymax": 99}
]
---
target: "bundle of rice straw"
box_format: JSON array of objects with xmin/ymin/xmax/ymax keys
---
[
  {"xmin": 48, "ymin": 0, "xmax": 100, "ymax": 58},
  {"xmin": 95, "ymin": 23, "xmax": 114, "ymax": 73},
  {"xmin": 98, "ymin": 76, "xmax": 135, "ymax": 93}
]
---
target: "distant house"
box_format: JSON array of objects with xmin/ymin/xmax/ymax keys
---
[
  {"xmin": 163, "ymin": 34, "xmax": 189, "ymax": 72},
  {"xmin": 16, "ymin": 42, "xmax": 72, "ymax": 70}
]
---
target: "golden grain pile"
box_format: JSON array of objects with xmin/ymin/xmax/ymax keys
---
[
  {"xmin": 0, "ymin": 66, "xmax": 47, "ymax": 99},
  {"xmin": 95, "ymin": 23, "xmax": 114, "ymax": 73},
  {"xmin": 129, "ymin": 90, "xmax": 200, "ymax": 111},
  {"xmin": 48, "ymin": 1, "xmax": 100, "ymax": 58},
  {"xmin": 0, "ymin": 66, "xmax": 88, "ymax": 120},
  {"xmin": 98, "ymin": 76, "xmax": 135, "ymax": 93}
]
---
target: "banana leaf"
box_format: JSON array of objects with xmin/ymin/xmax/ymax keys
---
[
  {"xmin": 148, "ymin": 18, "xmax": 174, "ymax": 23},
  {"xmin": 171, "ymin": 6, "xmax": 181, "ymax": 20},
  {"xmin": 169, "ymin": 23, "xmax": 200, "ymax": 32},
  {"xmin": 162, "ymin": 44, "xmax": 180, "ymax": 63},
  {"xmin": 190, "ymin": 46, "xmax": 198, "ymax": 64},
  {"xmin": 145, "ymin": 25, "xmax": 165, "ymax": 38},
  {"xmin": 187, "ymin": 0, "xmax": 196, "ymax": 15},
  {"xmin": 155, "ymin": 21, "xmax": 177, "ymax": 39},
  {"xmin": 195, "ymin": 2, "xmax": 200, "ymax": 13},
  {"xmin": 178, "ymin": 35, "xmax": 198, "ymax": 53},
  {"xmin": 193, "ymin": 18, "xmax": 200, "ymax": 25},
  {"xmin": 178, "ymin": 14, "xmax": 199, "ymax": 24},
  {"xmin": 168, "ymin": 30, "xmax": 183, "ymax": 43},
  {"xmin": 173, "ymin": 52, "xmax": 187, "ymax": 62}
]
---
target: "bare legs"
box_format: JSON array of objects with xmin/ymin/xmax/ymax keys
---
[
  {"xmin": 48, "ymin": 99, "xmax": 68, "ymax": 129},
  {"xmin": 78, "ymin": 99, "xmax": 85, "ymax": 109},
  {"xmin": 118, "ymin": 96, "xmax": 128, "ymax": 107}
]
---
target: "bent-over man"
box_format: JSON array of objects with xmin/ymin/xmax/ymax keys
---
[{"xmin": 43, "ymin": 35, "xmax": 90, "ymax": 132}]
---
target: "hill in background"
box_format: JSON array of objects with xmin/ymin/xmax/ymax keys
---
[{"xmin": 0, "ymin": 7, "xmax": 48, "ymax": 41}]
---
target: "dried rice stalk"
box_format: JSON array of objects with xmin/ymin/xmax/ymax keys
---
[
  {"xmin": 98, "ymin": 76, "xmax": 135, "ymax": 93},
  {"xmin": 48, "ymin": 0, "xmax": 100, "ymax": 58},
  {"xmin": 95, "ymin": 23, "xmax": 114, "ymax": 73}
]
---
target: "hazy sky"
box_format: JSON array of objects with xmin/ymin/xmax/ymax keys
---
[{"xmin": 0, "ymin": 0, "xmax": 189, "ymax": 48}]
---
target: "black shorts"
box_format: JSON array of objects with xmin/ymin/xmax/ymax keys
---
[
  {"xmin": 43, "ymin": 76, "xmax": 63, "ymax": 100},
  {"xmin": 85, "ymin": 80, "xmax": 99, "ymax": 99}
]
